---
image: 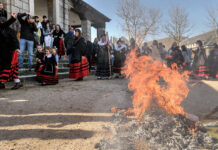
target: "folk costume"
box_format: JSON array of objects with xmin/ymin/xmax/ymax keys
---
[
  {"xmin": 53, "ymin": 29, "xmax": 65, "ymax": 56},
  {"xmin": 0, "ymin": 16, "xmax": 23, "ymax": 90},
  {"xmin": 192, "ymin": 41, "xmax": 209, "ymax": 78},
  {"xmin": 96, "ymin": 39, "xmax": 111, "ymax": 79},
  {"xmin": 69, "ymin": 29, "xmax": 89, "ymax": 80},
  {"xmin": 37, "ymin": 54, "xmax": 58, "ymax": 85},
  {"xmin": 207, "ymin": 45, "xmax": 218, "ymax": 78},
  {"xmin": 113, "ymin": 43, "xmax": 126, "ymax": 75}
]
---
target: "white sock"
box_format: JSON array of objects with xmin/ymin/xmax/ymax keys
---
[{"xmin": 14, "ymin": 79, "xmax": 21, "ymax": 83}]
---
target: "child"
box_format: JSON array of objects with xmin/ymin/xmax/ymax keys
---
[
  {"xmin": 52, "ymin": 47, "xmax": 59, "ymax": 64},
  {"xmin": 35, "ymin": 45, "xmax": 44, "ymax": 72},
  {"xmin": 37, "ymin": 47, "xmax": 58, "ymax": 85}
]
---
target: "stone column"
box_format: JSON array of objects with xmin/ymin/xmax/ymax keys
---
[
  {"xmin": 97, "ymin": 27, "xmax": 105, "ymax": 39},
  {"xmin": 53, "ymin": 0, "xmax": 60, "ymax": 24},
  {"xmin": 29, "ymin": 0, "xmax": 34, "ymax": 15},
  {"xmin": 81, "ymin": 19, "xmax": 91, "ymax": 39}
]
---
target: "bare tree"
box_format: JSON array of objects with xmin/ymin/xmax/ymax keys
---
[
  {"xmin": 117, "ymin": 0, "xmax": 161, "ymax": 46},
  {"xmin": 207, "ymin": 7, "xmax": 218, "ymax": 43},
  {"xmin": 164, "ymin": 6, "xmax": 191, "ymax": 45}
]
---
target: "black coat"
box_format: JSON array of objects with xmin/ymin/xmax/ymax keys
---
[
  {"xmin": 64, "ymin": 32, "xmax": 74, "ymax": 55},
  {"xmin": 70, "ymin": 37, "xmax": 87, "ymax": 63},
  {"xmin": 17, "ymin": 13, "xmax": 38, "ymax": 41},
  {"xmin": 41, "ymin": 55, "xmax": 57, "ymax": 75},
  {"xmin": 0, "ymin": 9, "xmax": 7, "ymax": 19},
  {"xmin": 0, "ymin": 17, "xmax": 19, "ymax": 71},
  {"xmin": 86, "ymin": 40, "xmax": 93, "ymax": 56}
]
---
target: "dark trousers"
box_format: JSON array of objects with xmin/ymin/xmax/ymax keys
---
[{"xmin": 87, "ymin": 55, "xmax": 92, "ymax": 71}]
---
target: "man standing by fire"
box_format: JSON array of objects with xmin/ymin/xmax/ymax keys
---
[{"xmin": 0, "ymin": 13, "xmax": 23, "ymax": 90}]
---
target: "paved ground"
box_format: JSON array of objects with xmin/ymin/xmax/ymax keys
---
[{"xmin": 0, "ymin": 76, "xmax": 217, "ymax": 150}]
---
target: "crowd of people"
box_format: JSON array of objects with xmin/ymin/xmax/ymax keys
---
[
  {"xmin": 0, "ymin": 2, "xmax": 217, "ymax": 90},
  {"xmin": 137, "ymin": 40, "xmax": 218, "ymax": 79}
]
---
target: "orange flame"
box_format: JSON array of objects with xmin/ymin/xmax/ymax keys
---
[{"xmin": 122, "ymin": 47, "xmax": 190, "ymax": 118}]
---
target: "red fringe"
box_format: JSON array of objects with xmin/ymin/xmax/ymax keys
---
[
  {"xmin": 69, "ymin": 57, "xmax": 90, "ymax": 79},
  {"xmin": 37, "ymin": 65, "xmax": 58, "ymax": 85},
  {"xmin": 0, "ymin": 51, "xmax": 19, "ymax": 83}
]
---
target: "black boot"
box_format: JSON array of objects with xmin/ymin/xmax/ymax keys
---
[
  {"xmin": 0, "ymin": 83, "xmax": 5, "ymax": 89},
  {"xmin": 11, "ymin": 82, "xmax": 23, "ymax": 90},
  {"xmin": 75, "ymin": 78, "xmax": 83, "ymax": 81}
]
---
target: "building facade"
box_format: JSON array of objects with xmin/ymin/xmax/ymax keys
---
[{"xmin": 1, "ymin": 0, "xmax": 110, "ymax": 39}]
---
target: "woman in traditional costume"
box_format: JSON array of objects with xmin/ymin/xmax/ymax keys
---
[
  {"xmin": 192, "ymin": 40, "xmax": 209, "ymax": 79},
  {"xmin": 96, "ymin": 34, "xmax": 111, "ymax": 79},
  {"xmin": 113, "ymin": 40, "xmax": 126, "ymax": 78},
  {"xmin": 53, "ymin": 25, "xmax": 65, "ymax": 59},
  {"xmin": 0, "ymin": 13, "xmax": 23, "ymax": 90},
  {"xmin": 69, "ymin": 29, "xmax": 89, "ymax": 81}
]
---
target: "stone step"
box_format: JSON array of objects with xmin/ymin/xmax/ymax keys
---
[
  {"xmin": 18, "ymin": 67, "xmax": 70, "ymax": 75},
  {"xmin": 19, "ymin": 70, "xmax": 96, "ymax": 83}
]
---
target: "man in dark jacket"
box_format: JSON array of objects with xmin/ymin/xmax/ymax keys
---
[
  {"xmin": 0, "ymin": 2, "xmax": 7, "ymax": 19},
  {"xmin": 17, "ymin": 13, "xmax": 38, "ymax": 70},
  {"xmin": 64, "ymin": 26, "xmax": 74, "ymax": 64},
  {"xmin": 86, "ymin": 36, "xmax": 93, "ymax": 71}
]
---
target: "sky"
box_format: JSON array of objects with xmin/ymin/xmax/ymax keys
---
[{"xmin": 83, "ymin": 0, "xmax": 218, "ymax": 42}]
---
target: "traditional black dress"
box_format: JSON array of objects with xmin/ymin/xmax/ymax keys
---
[
  {"xmin": 53, "ymin": 30, "xmax": 65, "ymax": 55},
  {"xmin": 113, "ymin": 45, "xmax": 126, "ymax": 74},
  {"xmin": 96, "ymin": 41, "xmax": 111, "ymax": 78},
  {"xmin": 37, "ymin": 54, "xmax": 58, "ymax": 85},
  {"xmin": 207, "ymin": 49, "xmax": 218, "ymax": 78},
  {"xmin": 35, "ymin": 51, "xmax": 45, "ymax": 72},
  {"xmin": 69, "ymin": 37, "xmax": 89, "ymax": 79},
  {"xmin": 192, "ymin": 48, "xmax": 209, "ymax": 77},
  {"xmin": 0, "ymin": 17, "xmax": 20, "ymax": 83}
]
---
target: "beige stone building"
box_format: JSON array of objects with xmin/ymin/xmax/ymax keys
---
[{"xmin": 1, "ymin": 0, "xmax": 110, "ymax": 39}]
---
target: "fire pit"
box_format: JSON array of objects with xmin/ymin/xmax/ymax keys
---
[{"xmin": 96, "ymin": 109, "xmax": 218, "ymax": 150}]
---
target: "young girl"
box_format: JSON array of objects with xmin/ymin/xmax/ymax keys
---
[
  {"xmin": 53, "ymin": 25, "xmax": 65, "ymax": 59},
  {"xmin": 35, "ymin": 45, "xmax": 44, "ymax": 72},
  {"xmin": 52, "ymin": 47, "xmax": 59, "ymax": 64},
  {"xmin": 43, "ymin": 22, "xmax": 53, "ymax": 47},
  {"xmin": 37, "ymin": 47, "xmax": 58, "ymax": 85}
]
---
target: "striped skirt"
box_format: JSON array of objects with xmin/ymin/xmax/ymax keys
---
[
  {"xmin": 0, "ymin": 51, "xmax": 19, "ymax": 83},
  {"xmin": 193, "ymin": 65, "xmax": 209, "ymax": 77},
  {"xmin": 37, "ymin": 65, "xmax": 58, "ymax": 85},
  {"xmin": 69, "ymin": 57, "xmax": 90, "ymax": 79}
]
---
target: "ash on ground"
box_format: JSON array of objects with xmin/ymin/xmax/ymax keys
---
[{"xmin": 95, "ymin": 110, "xmax": 218, "ymax": 150}]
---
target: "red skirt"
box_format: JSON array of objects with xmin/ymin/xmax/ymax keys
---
[
  {"xmin": 193, "ymin": 65, "xmax": 209, "ymax": 77},
  {"xmin": 0, "ymin": 51, "xmax": 19, "ymax": 83},
  {"xmin": 37, "ymin": 65, "xmax": 58, "ymax": 85},
  {"xmin": 69, "ymin": 57, "xmax": 90, "ymax": 79},
  {"xmin": 57, "ymin": 39, "xmax": 65, "ymax": 56}
]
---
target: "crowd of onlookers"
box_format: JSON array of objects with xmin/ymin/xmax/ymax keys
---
[
  {"xmin": 136, "ymin": 39, "xmax": 218, "ymax": 79},
  {"xmin": 0, "ymin": 2, "xmax": 217, "ymax": 90}
]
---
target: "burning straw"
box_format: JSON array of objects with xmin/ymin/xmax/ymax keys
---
[{"xmin": 122, "ymin": 47, "xmax": 190, "ymax": 118}]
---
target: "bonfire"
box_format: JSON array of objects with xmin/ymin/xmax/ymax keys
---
[{"xmin": 96, "ymin": 48, "xmax": 218, "ymax": 150}]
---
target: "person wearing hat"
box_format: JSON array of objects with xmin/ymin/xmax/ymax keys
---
[
  {"xmin": 17, "ymin": 13, "xmax": 38, "ymax": 71},
  {"xmin": 0, "ymin": 13, "xmax": 23, "ymax": 90},
  {"xmin": 113, "ymin": 39, "xmax": 127, "ymax": 78},
  {"xmin": 192, "ymin": 40, "xmax": 209, "ymax": 79},
  {"xmin": 69, "ymin": 29, "xmax": 90, "ymax": 81}
]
